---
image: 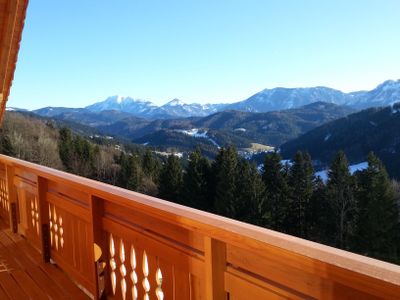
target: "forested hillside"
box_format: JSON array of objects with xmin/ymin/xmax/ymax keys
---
[
  {"xmin": 1, "ymin": 111, "xmax": 399, "ymax": 264},
  {"xmin": 31, "ymin": 102, "xmax": 353, "ymax": 159},
  {"xmin": 281, "ymin": 103, "xmax": 400, "ymax": 178}
]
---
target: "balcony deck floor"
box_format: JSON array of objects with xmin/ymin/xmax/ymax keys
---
[{"xmin": 0, "ymin": 219, "xmax": 91, "ymax": 300}]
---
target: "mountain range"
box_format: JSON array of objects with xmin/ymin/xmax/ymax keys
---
[
  {"xmin": 31, "ymin": 79, "xmax": 400, "ymax": 119},
  {"xmin": 8, "ymin": 79, "xmax": 400, "ymax": 178},
  {"xmin": 27, "ymin": 101, "xmax": 354, "ymax": 156}
]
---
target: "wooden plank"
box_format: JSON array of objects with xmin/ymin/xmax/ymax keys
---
[
  {"xmin": 204, "ymin": 237, "xmax": 226, "ymax": 300},
  {"xmin": 90, "ymin": 196, "xmax": 105, "ymax": 299},
  {"xmin": 5, "ymin": 165, "xmax": 15, "ymax": 231},
  {"xmin": 10, "ymin": 269, "xmax": 48, "ymax": 300},
  {"xmin": 0, "ymin": 0, "xmax": 18, "ymax": 92},
  {"xmin": 51, "ymin": 245, "xmax": 95, "ymax": 294},
  {"xmin": 104, "ymin": 200, "xmax": 204, "ymax": 252},
  {"xmin": 0, "ymin": 231, "xmax": 27, "ymax": 270},
  {"xmin": 0, "ymin": 228, "xmax": 41, "ymax": 271},
  {"xmin": 0, "ymin": 272, "xmax": 29, "ymax": 300},
  {"xmin": 225, "ymin": 268, "xmax": 309, "ymax": 300},
  {"xmin": 173, "ymin": 265, "xmax": 190, "ymax": 300},
  {"xmin": 13, "ymin": 176, "xmax": 37, "ymax": 194},
  {"xmin": 2, "ymin": 226, "xmax": 43, "ymax": 265},
  {"xmin": 26, "ymin": 266, "xmax": 67, "ymax": 299},
  {"xmin": 14, "ymin": 167, "xmax": 37, "ymax": 184},
  {"xmin": 190, "ymin": 274, "xmax": 205, "ymax": 300},
  {"xmin": 16, "ymin": 188, "xmax": 29, "ymax": 236},
  {"xmin": 0, "ymin": 284, "xmax": 10, "ymax": 300},
  {"xmin": 1, "ymin": 226, "xmax": 89, "ymax": 299},
  {"xmin": 225, "ymin": 272, "xmax": 288, "ymax": 300},
  {"xmin": 37, "ymin": 176, "xmax": 50, "ymax": 262},
  {"xmin": 47, "ymin": 192, "xmax": 91, "ymax": 222},
  {"xmin": 227, "ymin": 244, "xmax": 333, "ymax": 299},
  {"xmin": 0, "ymin": 219, "xmax": 90, "ymax": 299},
  {"xmin": 48, "ymin": 179, "xmax": 90, "ymax": 207},
  {"xmin": 38, "ymin": 263, "xmax": 91, "ymax": 300}
]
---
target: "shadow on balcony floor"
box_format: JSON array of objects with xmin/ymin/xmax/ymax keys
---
[{"xmin": 0, "ymin": 218, "xmax": 91, "ymax": 299}]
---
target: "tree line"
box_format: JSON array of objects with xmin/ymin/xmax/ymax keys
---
[
  {"xmin": 0, "ymin": 113, "xmax": 399, "ymax": 264},
  {"xmin": 156, "ymin": 147, "xmax": 400, "ymax": 264}
]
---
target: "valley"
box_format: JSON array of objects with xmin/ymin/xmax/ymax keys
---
[{"xmin": 9, "ymin": 80, "xmax": 400, "ymax": 177}]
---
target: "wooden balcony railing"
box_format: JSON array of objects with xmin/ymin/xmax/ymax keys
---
[{"xmin": 0, "ymin": 154, "xmax": 399, "ymax": 299}]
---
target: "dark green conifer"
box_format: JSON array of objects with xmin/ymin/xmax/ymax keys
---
[
  {"xmin": 326, "ymin": 151, "xmax": 356, "ymax": 249},
  {"xmin": 262, "ymin": 152, "xmax": 290, "ymax": 230},
  {"xmin": 58, "ymin": 127, "xmax": 74, "ymax": 171},
  {"xmin": 117, "ymin": 152, "xmax": 131, "ymax": 187},
  {"xmin": 235, "ymin": 160, "xmax": 265, "ymax": 225},
  {"xmin": 127, "ymin": 155, "xmax": 143, "ymax": 191},
  {"xmin": 213, "ymin": 146, "xmax": 239, "ymax": 218},
  {"xmin": 288, "ymin": 151, "xmax": 315, "ymax": 238},
  {"xmin": 355, "ymin": 152, "xmax": 399, "ymax": 263},
  {"xmin": 308, "ymin": 176, "xmax": 328, "ymax": 242},
  {"xmin": 0, "ymin": 129, "xmax": 15, "ymax": 156},
  {"xmin": 158, "ymin": 154, "xmax": 183, "ymax": 203},
  {"xmin": 182, "ymin": 149, "xmax": 212, "ymax": 210},
  {"xmin": 142, "ymin": 149, "xmax": 161, "ymax": 183}
]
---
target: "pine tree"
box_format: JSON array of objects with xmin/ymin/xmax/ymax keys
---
[
  {"xmin": 308, "ymin": 176, "xmax": 329, "ymax": 243},
  {"xmin": 182, "ymin": 149, "xmax": 212, "ymax": 210},
  {"xmin": 72, "ymin": 136, "xmax": 95, "ymax": 177},
  {"xmin": 0, "ymin": 129, "xmax": 15, "ymax": 156},
  {"xmin": 142, "ymin": 149, "xmax": 161, "ymax": 183},
  {"xmin": 262, "ymin": 152, "xmax": 290, "ymax": 230},
  {"xmin": 326, "ymin": 151, "xmax": 356, "ymax": 249},
  {"xmin": 127, "ymin": 155, "xmax": 143, "ymax": 191},
  {"xmin": 288, "ymin": 151, "xmax": 315, "ymax": 238},
  {"xmin": 355, "ymin": 152, "xmax": 400, "ymax": 263},
  {"xmin": 58, "ymin": 127, "xmax": 73, "ymax": 171},
  {"xmin": 117, "ymin": 152, "xmax": 131, "ymax": 188},
  {"xmin": 213, "ymin": 146, "xmax": 239, "ymax": 218},
  {"xmin": 235, "ymin": 160, "xmax": 265, "ymax": 225},
  {"xmin": 158, "ymin": 155, "xmax": 183, "ymax": 203}
]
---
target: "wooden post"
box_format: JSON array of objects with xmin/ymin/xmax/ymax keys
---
[
  {"xmin": 6, "ymin": 165, "xmax": 17, "ymax": 233},
  {"xmin": 37, "ymin": 176, "xmax": 50, "ymax": 262},
  {"xmin": 204, "ymin": 236, "xmax": 227, "ymax": 300},
  {"xmin": 89, "ymin": 195, "xmax": 106, "ymax": 300}
]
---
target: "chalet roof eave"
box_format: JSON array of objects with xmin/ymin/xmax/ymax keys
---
[{"xmin": 0, "ymin": 0, "xmax": 29, "ymax": 124}]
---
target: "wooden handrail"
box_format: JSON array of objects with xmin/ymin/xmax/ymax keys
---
[{"xmin": 0, "ymin": 154, "xmax": 399, "ymax": 299}]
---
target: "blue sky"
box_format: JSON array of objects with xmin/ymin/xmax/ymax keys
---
[{"xmin": 8, "ymin": 0, "xmax": 400, "ymax": 110}]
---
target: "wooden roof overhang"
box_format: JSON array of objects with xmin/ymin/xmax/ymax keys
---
[{"xmin": 0, "ymin": 0, "xmax": 29, "ymax": 124}]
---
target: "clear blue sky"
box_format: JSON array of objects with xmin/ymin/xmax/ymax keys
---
[{"xmin": 8, "ymin": 0, "xmax": 400, "ymax": 110}]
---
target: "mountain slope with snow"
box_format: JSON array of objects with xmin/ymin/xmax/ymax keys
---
[
  {"xmin": 227, "ymin": 86, "xmax": 349, "ymax": 112},
  {"xmin": 25, "ymin": 79, "xmax": 400, "ymax": 119},
  {"xmin": 280, "ymin": 102, "xmax": 400, "ymax": 178},
  {"xmin": 85, "ymin": 95, "xmax": 157, "ymax": 116},
  {"xmin": 349, "ymin": 80, "xmax": 400, "ymax": 109}
]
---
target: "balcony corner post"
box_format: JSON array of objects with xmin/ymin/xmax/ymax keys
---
[
  {"xmin": 204, "ymin": 236, "xmax": 227, "ymax": 300},
  {"xmin": 89, "ymin": 195, "xmax": 106, "ymax": 300},
  {"xmin": 6, "ymin": 164, "xmax": 17, "ymax": 233},
  {"xmin": 37, "ymin": 176, "xmax": 50, "ymax": 262}
]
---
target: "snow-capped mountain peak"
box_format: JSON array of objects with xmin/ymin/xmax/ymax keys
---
[
  {"xmin": 116, "ymin": 95, "xmax": 126, "ymax": 104},
  {"xmin": 104, "ymin": 95, "xmax": 134, "ymax": 104},
  {"xmin": 376, "ymin": 79, "xmax": 400, "ymax": 91},
  {"xmin": 164, "ymin": 99, "xmax": 186, "ymax": 107},
  {"xmin": 77, "ymin": 79, "xmax": 400, "ymax": 119},
  {"xmin": 85, "ymin": 96, "xmax": 157, "ymax": 115}
]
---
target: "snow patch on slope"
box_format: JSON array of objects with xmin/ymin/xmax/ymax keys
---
[
  {"xmin": 175, "ymin": 128, "xmax": 220, "ymax": 148},
  {"xmin": 316, "ymin": 161, "xmax": 368, "ymax": 182},
  {"xmin": 324, "ymin": 133, "xmax": 331, "ymax": 141}
]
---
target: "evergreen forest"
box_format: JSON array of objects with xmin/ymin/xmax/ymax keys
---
[{"xmin": 1, "ymin": 112, "xmax": 399, "ymax": 264}]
